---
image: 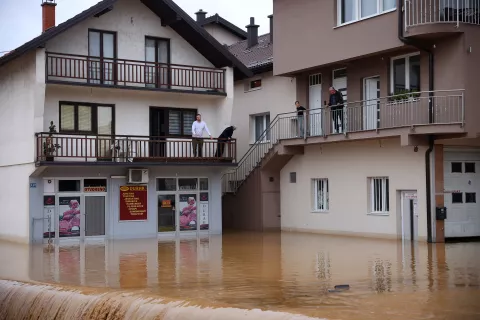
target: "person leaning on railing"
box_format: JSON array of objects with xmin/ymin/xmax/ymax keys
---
[
  {"xmin": 328, "ymin": 86, "xmax": 345, "ymax": 134},
  {"xmin": 215, "ymin": 126, "xmax": 236, "ymax": 158},
  {"xmin": 295, "ymin": 101, "xmax": 307, "ymax": 138}
]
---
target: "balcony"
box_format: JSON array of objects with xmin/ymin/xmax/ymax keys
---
[
  {"xmin": 36, "ymin": 133, "xmax": 237, "ymax": 166},
  {"xmin": 404, "ymin": 0, "xmax": 480, "ymax": 37},
  {"xmin": 45, "ymin": 52, "xmax": 226, "ymax": 95}
]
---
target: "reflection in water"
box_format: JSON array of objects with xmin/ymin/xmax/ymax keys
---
[{"xmin": 0, "ymin": 232, "xmax": 479, "ymax": 319}]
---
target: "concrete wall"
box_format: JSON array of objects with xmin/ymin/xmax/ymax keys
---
[
  {"xmin": 280, "ymin": 138, "xmax": 428, "ymax": 240},
  {"xmin": 203, "ymin": 24, "xmax": 244, "ymax": 46},
  {"xmin": 233, "ymin": 71, "xmax": 296, "ymax": 159},
  {"xmin": 0, "ymin": 49, "xmax": 45, "ymax": 244},
  {"xmin": 31, "ymin": 166, "xmax": 223, "ymax": 241},
  {"xmin": 273, "ymin": 0, "xmax": 404, "ymax": 75},
  {"xmin": 46, "ymin": 0, "xmax": 213, "ymax": 69}
]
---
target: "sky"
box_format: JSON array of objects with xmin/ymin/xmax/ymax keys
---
[{"xmin": 0, "ymin": 0, "xmax": 272, "ymax": 53}]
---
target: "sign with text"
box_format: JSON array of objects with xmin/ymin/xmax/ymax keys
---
[
  {"xmin": 84, "ymin": 186, "xmax": 107, "ymax": 192},
  {"xmin": 119, "ymin": 185, "xmax": 148, "ymax": 221}
]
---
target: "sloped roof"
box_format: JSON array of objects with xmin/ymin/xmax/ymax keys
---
[
  {"xmin": 199, "ymin": 14, "xmax": 248, "ymax": 40},
  {"xmin": 228, "ymin": 33, "xmax": 273, "ymax": 74},
  {"xmin": 0, "ymin": 0, "xmax": 252, "ymax": 78}
]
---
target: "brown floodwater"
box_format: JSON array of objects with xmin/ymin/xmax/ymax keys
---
[{"xmin": 0, "ymin": 232, "xmax": 480, "ymax": 320}]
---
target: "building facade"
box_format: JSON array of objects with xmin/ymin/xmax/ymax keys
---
[
  {"xmin": 0, "ymin": 0, "xmax": 252, "ymax": 244},
  {"xmin": 223, "ymin": 0, "xmax": 480, "ymax": 242}
]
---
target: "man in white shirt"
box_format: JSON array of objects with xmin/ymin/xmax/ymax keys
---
[{"xmin": 191, "ymin": 114, "xmax": 211, "ymax": 157}]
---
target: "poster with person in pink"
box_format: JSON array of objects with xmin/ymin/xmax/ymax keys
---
[
  {"xmin": 59, "ymin": 197, "xmax": 81, "ymax": 237},
  {"xmin": 179, "ymin": 194, "xmax": 197, "ymax": 231}
]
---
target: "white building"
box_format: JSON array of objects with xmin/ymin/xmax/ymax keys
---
[{"xmin": 0, "ymin": 0, "xmax": 252, "ymax": 244}]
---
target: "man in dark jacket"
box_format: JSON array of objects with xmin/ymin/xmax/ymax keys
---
[
  {"xmin": 328, "ymin": 86, "xmax": 344, "ymax": 133},
  {"xmin": 215, "ymin": 126, "xmax": 236, "ymax": 157},
  {"xmin": 295, "ymin": 101, "xmax": 307, "ymax": 138}
]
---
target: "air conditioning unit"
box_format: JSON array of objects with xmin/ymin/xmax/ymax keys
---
[{"xmin": 128, "ymin": 168, "xmax": 149, "ymax": 184}]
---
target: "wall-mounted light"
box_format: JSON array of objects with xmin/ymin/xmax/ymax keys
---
[{"xmin": 468, "ymin": 46, "xmax": 472, "ymax": 53}]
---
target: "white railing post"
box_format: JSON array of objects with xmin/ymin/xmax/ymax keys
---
[
  {"xmin": 456, "ymin": 0, "xmax": 460, "ymax": 27},
  {"xmin": 461, "ymin": 90, "xmax": 465, "ymax": 127},
  {"xmin": 404, "ymin": 0, "xmax": 408, "ymax": 31}
]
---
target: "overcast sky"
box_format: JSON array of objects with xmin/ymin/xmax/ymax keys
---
[{"xmin": 0, "ymin": 0, "xmax": 272, "ymax": 53}]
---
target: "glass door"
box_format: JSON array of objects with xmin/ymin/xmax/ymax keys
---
[
  {"xmin": 89, "ymin": 30, "xmax": 116, "ymax": 85},
  {"xmin": 178, "ymin": 178, "xmax": 199, "ymax": 233},
  {"xmin": 158, "ymin": 194, "xmax": 176, "ymax": 232},
  {"xmin": 145, "ymin": 37, "xmax": 170, "ymax": 89}
]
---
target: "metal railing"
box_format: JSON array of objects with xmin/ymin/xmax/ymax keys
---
[
  {"xmin": 405, "ymin": 0, "xmax": 480, "ymax": 29},
  {"xmin": 46, "ymin": 52, "xmax": 226, "ymax": 93},
  {"xmin": 222, "ymin": 89, "xmax": 464, "ymax": 194},
  {"xmin": 36, "ymin": 132, "xmax": 236, "ymax": 163}
]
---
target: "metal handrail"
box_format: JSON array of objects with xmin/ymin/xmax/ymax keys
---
[{"xmin": 222, "ymin": 89, "xmax": 465, "ymax": 194}]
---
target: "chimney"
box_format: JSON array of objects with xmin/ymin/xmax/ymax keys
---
[
  {"xmin": 195, "ymin": 9, "xmax": 207, "ymax": 23},
  {"xmin": 41, "ymin": 0, "xmax": 57, "ymax": 32},
  {"xmin": 268, "ymin": 14, "xmax": 273, "ymax": 43},
  {"xmin": 246, "ymin": 17, "xmax": 259, "ymax": 48}
]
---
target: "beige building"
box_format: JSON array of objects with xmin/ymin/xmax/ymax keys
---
[{"xmin": 222, "ymin": 0, "xmax": 480, "ymax": 243}]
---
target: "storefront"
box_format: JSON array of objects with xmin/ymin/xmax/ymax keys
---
[{"xmin": 31, "ymin": 167, "xmax": 223, "ymax": 244}]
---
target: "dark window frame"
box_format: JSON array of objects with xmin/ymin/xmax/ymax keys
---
[
  {"xmin": 250, "ymin": 79, "xmax": 262, "ymax": 89},
  {"xmin": 451, "ymin": 162, "xmax": 463, "ymax": 173},
  {"xmin": 58, "ymin": 101, "xmax": 115, "ymax": 135},
  {"xmin": 452, "ymin": 192, "xmax": 463, "ymax": 204},
  {"xmin": 150, "ymin": 106, "xmax": 198, "ymax": 138},
  {"xmin": 466, "ymin": 192, "xmax": 476, "ymax": 203},
  {"xmin": 88, "ymin": 28, "xmax": 118, "ymax": 84},
  {"xmin": 465, "ymin": 162, "xmax": 476, "ymax": 173},
  {"xmin": 145, "ymin": 36, "xmax": 171, "ymax": 88}
]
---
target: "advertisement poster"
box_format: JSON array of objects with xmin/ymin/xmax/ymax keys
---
[
  {"xmin": 43, "ymin": 195, "xmax": 55, "ymax": 239},
  {"xmin": 199, "ymin": 192, "xmax": 209, "ymax": 230},
  {"xmin": 59, "ymin": 197, "xmax": 81, "ymax": 237},
  {"xmin": 119, "ymin": 185, "xmax": 148, "ymax": 221},
  {"xmin": 179, "ymin": 194, "xmax": 197, "ymax": 231}
]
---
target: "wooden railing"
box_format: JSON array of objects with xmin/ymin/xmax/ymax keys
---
[
  {"xmin": 45, "ymin": 52, "xmax": 226, "ymax": 93},
  {"xmin": 36, "ymin": 133, "xmax": 236, "ymax": 163}
]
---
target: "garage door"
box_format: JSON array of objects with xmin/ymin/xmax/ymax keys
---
[{"xmin": 444, "ymin": 151, "xmax": 480, "ymax": 238}]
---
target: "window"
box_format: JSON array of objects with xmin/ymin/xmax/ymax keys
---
[
  {"xmin": 157, "ymin": 178, "xmax": 177, "ymax": 191},
  {"xmin": 145, "ymin": 37, "xmax": 170, "ymax": 88},
  {"xmin": 88, "ymin": 30, "xmax": 116, "ymax": 84},
  {"xmin": 199, "ymin": 178, "xmax": 209, "ymax": 190},
  {"xmin": 452, "ymin": 192, "xmax": 463, "ymax": 203},
  {"xmin": 465, "ymin": 162, "xmax": 476, "ymax": 173},
  {"xmin": 253, "ymin": 113, "xmax": 271, "ymax": 142},
  {"xmin": 58, "ymin": 180, "xmax": 81, "ymax": 192},
  {"xmin": 167, "ymin": 109, "xmax": 196, "ymax": 136},
  {"xmin": 338, "ymin": 0, "xmax": 396, "ymax": 25},
  {"xmin": 84, "ymin": 179, "xmax": 107, "ymax": 191},
  {"xmin": 290, "ymin": 172, "xmax": 297, "ymax": 183},
  {"xmin": 178, "ymin": 178, "xmax": 198, "ymax": 190},
  {"xmin": 391, "ymin": 54, "xmax": 420, "ymax": 94},
  {"xmin": 245, "ymin": 78, "xmax": 262, "ymax": 91},
  {"xmin": 466, "ymin": 193, "xmax": 476, "ymax": 203},
  {"xmin": 451, "ymin": 162, "xmax": 463, "ymax": 173},
  {"xmin": 313, "ymin": 179, "xmax": 329, "ymax": 212},
  {"xmin": 59, "ymin": 102, "xmax": 114, "ymax": 135},
  {"xmin": 370, "ymin": 177, "xmax": 389, "ymax": 213}
]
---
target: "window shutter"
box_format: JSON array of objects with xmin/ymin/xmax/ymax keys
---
[
  {"xmin": 183, "ymin": 111, "xmax": 196, "ymax": 135},
  {"xmin": 78, "ymin": 106, "xmax": 92, "ymax": 132},
  {"xmin": 60, "ymin": 104, "xmax": 75, "ymax": 131},
  {"xmin": 169, "ymin": 110, "xmax": 181, "ymax": 135}
]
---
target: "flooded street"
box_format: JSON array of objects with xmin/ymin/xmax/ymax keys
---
[{"xmin": 1, "ymin": 232, "xmax": 480, "ymax": 319}]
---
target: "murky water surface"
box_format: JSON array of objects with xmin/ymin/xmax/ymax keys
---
[{"xmin": 1, "ymin": 232, "xmax": 479, "ymax": 319}]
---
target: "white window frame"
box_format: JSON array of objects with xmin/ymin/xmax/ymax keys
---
[
  {"xmin": 336, "ymin": 0, "xmax": 397, "ymax": 27},
  {"xmin": 390, "ymin": 52, "xmax": 421, "ymax": 94},
  {"xmin": 251, "ymin": 113, "xmax": 271, "ymax": 143},
  {"xmin": 244, "ymin": 77, "xmax": 263, "ymax": 93},
  {"xmin": 369, "ymin": 177, "xmax": 389, "ymax": 214},
  {"xmin": 312, "ymin": 178, "xmax": 329, "ymax": 212}
]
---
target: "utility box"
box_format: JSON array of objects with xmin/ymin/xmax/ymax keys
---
[{"xmin": 436, "ymin": 207, "xmax": 447, "ymax": 220}]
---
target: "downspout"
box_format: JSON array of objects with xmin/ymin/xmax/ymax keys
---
[{"xmin": 398, "ymin": 2, "xmax": 434, "ymax": 242}]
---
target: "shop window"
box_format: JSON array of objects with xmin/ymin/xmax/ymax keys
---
[
  {"xmin": 466, "ymin": 193, "xmax": 476, "ymax": 203},
  {"xmin": 451, "ymin": 162, "xmax": 462, "ymax": 173},
  {"xmin": 157, "ymin": 178, "xmax": 177, "ymax": 191},
  {"xmin": 178, "ymin": 178, "xmax": 197, "ymax": 191},
  {"xmin": 465, "ymin": 162, "xmax": 476, "ymax": 173},
  {"xmin": 199, "ymin": 178, "xmax": 209, "ymax": 190},
  {"xmin": 84, "ymin": 179, "xmax": 107, "ymax": 192},
  {"xmin": 452, "ymin": 192, "xmax": 463, "ymax": 203},
  {"xmin": 58, "ymin": 180, "xmax": 81, "ymax": 192}
]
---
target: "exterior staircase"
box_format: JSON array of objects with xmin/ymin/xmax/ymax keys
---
[{"xmin": 221, "ymin": 111, "xmax": 303, "ymax": 231}]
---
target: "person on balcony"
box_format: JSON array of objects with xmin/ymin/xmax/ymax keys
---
[
  {"xmin": 192, "ymin": 114, "xmax": 211, "ymax": 157},
  {"xmin": 328, "ymin": 86, "xmax": 345, "ymax": 134},
  {"xmin": 295, "ymin": 101, "xmax": 307, "ymax": 138},
  {"xmin": 215, "ymin": 126, "xmax": 236, "ymax": 158}
]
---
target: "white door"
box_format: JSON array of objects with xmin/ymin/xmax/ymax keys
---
[
  {"xmin": 444, "ymin": 152, "xmax": 480, "ymax": 238},
  {"xmin": 309, "ymin": 73, "xmax": 322, "ymax": 136},
  {"xmin": 401, "ymin": 191, "xmax": 419, "ymax": 241},
  {"xmin": 363, "ymin": 77, "xmax": 380, "ymax": 130}
]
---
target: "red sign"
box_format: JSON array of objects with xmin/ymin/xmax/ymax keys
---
[{"xmin": 119, "ymin": 185, "xmax": 148, "ymax": 221}]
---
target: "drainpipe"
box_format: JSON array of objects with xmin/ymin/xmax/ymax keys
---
[
  {"xmin": 424, "ymin": 136, "xmax": 434, "ymax": 243},
  {"xmin": 398, "ymin": 3, "xmax": 435, "ymax": 243}
]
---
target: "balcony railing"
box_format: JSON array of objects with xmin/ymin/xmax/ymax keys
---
[
  {"xmin": 405, "ymin": 0, "xmax": 480, "ymax": 29},
  {"xmin": 36, "ymin": 133, "xmax": 236, "ymax": 164},
  {"xmin": 222, "ymin": 89, "xmax": 464, "ymax": 193},
  {"xmin": 45, "ymin": 52, "xmax": 226, "ymax": 94}
]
